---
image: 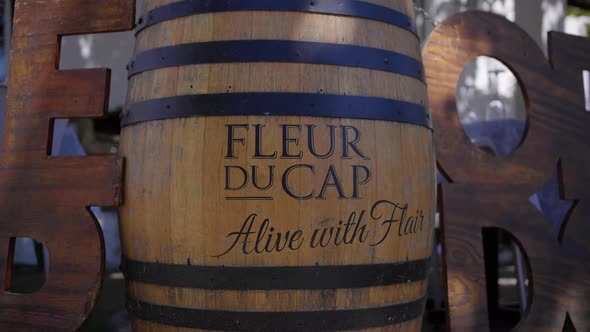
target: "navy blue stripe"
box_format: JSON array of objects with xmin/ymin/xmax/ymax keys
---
[
  {"xmin": 120, "ymin": 93, "xmax": 432, "ymax": 129},
  {"xmin": 136, "ymin": 0, "xmax": 417, "ymax": 35},
  {"xmin": 127, "ymin": 297, "xmax": 426, "ymax": 330},
  {"xmin": 120, "ymin": 256, "xmax": 430, "ymax": 290},
  {"xmin": 127, "ymin": 40, "xmax": 424, "ymax": 80}
]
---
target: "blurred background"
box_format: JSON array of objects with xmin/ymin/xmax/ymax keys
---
[{"xmin": 0, "ymin": 0, "xmax": 588, "ymax": 331}]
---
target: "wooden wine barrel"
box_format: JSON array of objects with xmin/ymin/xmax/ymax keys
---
[{"xmin": 119, "ymin": 0, "xmax": 435, "ymax": 331}]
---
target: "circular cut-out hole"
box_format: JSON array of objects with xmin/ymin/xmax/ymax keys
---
[{"xmin": 456, "ymin": 56, "xmax": 527, "ymax": 157}]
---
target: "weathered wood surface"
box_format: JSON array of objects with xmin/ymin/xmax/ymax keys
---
[
  {"xmin": 423, "ymin": 11, "xmax": 590, "ymax": 332},
  {"xmin": 0, "ymin": 0, "xmax": 133, "ymax": 331},
  {"xmin": 120, "ymin": 0, "xmax": 435, "ymax": 331},
  {"xmin": 2, "ymin": 2, "xmax": 588, "ymax": 331}
]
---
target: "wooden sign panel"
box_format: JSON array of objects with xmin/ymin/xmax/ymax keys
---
[
  {"xmin": 0, "ymin": 1, "xmax": 133, "ymax": 331},
  {"xmin": 423, "ymin": 11, "xmax": 590, "ymax": 332},
  {"xmin": 0, "ymin": 3, "xmax": 588, "ymax": 332}
]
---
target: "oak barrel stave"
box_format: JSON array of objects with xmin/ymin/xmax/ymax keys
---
[{"xmin": 119, "ymin": 0, "xmax": 435, "ymax": 331}]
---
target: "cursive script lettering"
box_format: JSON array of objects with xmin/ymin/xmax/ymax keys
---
[{"xmin": 213, "ymin": 200, "xmax": 426, "ymax": 258}]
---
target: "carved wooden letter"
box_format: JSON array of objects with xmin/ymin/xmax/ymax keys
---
[
  {"xmin": 0, "ymin": 1, "xmax": 134, "ymax": 330},
  {"xmin": 423, "ymin": 12, "xmax": 590, "ymax": 332}
]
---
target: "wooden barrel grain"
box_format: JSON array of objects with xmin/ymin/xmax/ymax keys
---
[{"xmin": 119, "ymin": 0, "xmax": 435, "ymax": 330}]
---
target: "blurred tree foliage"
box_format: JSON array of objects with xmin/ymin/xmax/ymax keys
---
[{"xmin": 568, "ymin": 0, "xmax": 590, "ymax": 36}]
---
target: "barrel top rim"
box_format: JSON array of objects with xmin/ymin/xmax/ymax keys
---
[{"xmin": 135, "ymin": 0, "xmax": 419, "ymax": 37}]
